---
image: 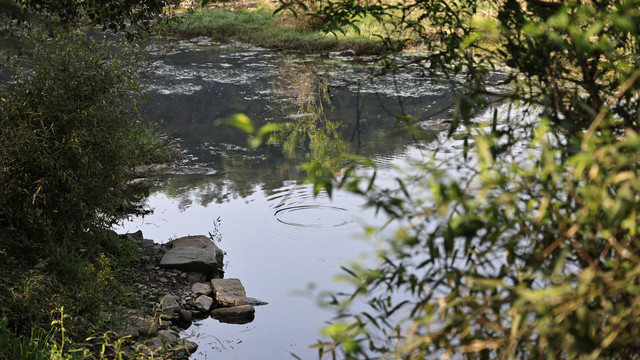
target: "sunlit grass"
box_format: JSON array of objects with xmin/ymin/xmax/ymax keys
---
[{"xmin": 157, "ymin": 6, "xmax": 411, "ymax": 54}]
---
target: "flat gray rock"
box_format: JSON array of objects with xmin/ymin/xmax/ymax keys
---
[
  {"xmin": 160, "ymin": 294, "xmax": 180, "ymax": 314},
  {"xmin": 192, "ymin": 282, "xmax": 213, "ymax": 296},
  {"xmin": 211, "ymin": 305, "xmax": 255, "ymax": 319},
  {"xmin": 194, "ymin": 295, "xmax": 214, "ymax": 313},
  {"xmin": 247, "ymin": 297, "xmax": 268, "ymax": 306},
  {"xmin": 160, "ymin": 235, "xmax": 224, "ymax": 277},
  {"xmin": 210, "ymin": 278, "xmax": 248, "ymax": 307}
]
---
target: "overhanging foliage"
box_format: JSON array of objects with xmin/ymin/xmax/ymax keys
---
[{"xmin": 272, "ymin": 0, "xmax": 640, "ymax": 358}]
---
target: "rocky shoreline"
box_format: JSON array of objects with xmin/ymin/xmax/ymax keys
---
[{"xmin": 107, "ymin": 231, "xmax": 265, "ymax": 358}]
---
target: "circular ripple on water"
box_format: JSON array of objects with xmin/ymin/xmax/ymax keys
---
[{"xmin": 274, "ymin": 205, "xmax": 353, "ymax": 228}]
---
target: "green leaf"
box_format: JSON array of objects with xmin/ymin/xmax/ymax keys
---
[
  {"xmin": 214, "ymin": 113, "xmax": 255, "ymax": 134},
  {"xmin": 256, "ymin": 122, "xmax": 285, "ymax": 138}
]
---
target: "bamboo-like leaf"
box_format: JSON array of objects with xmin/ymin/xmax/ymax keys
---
[{"xmin": 214, "ymin": 113, "xmax": 255, "ymax": 134}]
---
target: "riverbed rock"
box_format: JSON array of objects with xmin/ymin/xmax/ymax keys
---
[
  {"xmin": 179, "ymin": 309, "xmax": 193, "ymax": 323},
  {"xmin": 160, "ymin": 294, "xmax": 181, "ymax": 314},
  {"xmin": 247, "ymin": 297, "xmax": 269, "ymax": 306},
  {"xmin": 329, "ymin": 49, "xmax": 356, "ymax": 57},
  {"xmin": 192, "ymin": 282, "xmax": 213, "ymax": 296},
  {"xmin": 131, "ymin": 316, "xmax": 159, "ymax": 337},
  {"xmin": 132, "ymin": 331, "xmax": 198, "ymax": 358},
  {"xmin": 139, "ymin": 337, "xmax": 165, "ymax": 352},
  {"xmin": 211, "ymin": 305, "xmax": 255, "ymax": 324},
  {"xmin": 210, "ymin": 278, "xmax": 248, "ymax": 307},
  {"xmin": 159, "ymin": 235, "xmax": 224, "ymax": 277},
  {"xmin": 112, "ymin": 230, "xmax": 201, "ymax": 359},
  {"xmin": 194, "ymin": 295, "xmax": 214, "ymax": 313},
  {"xmin": 174, "ymin": 339, "xmax": 199, "ymax": 358},
  {"xmin": 188, "ymin": 272, "xmax": 207, "ymax": 282},
  {"xmin": 116, "ymin": 327, "xmax": 140, "ymax": 340},
  {"xmin": 157, "ymin": 329, "xmax": 180, "ymax": 345}
]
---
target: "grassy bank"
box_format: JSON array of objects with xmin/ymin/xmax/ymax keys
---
[
  {"xmin": 0, "ymin": 232, "xmax": 145, "ymax": 359},
  {"xmin": 157, "ymin": 6, "xmax": 420, "ymax": 55}
]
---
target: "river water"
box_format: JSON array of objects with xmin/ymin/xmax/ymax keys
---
[{"xmin": 116, "ymin": 38, "xmax": 464, "ymax": 359}]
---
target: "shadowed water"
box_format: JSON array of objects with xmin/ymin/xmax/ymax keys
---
[{"xmin": 117, "ymin": 39, "xmax": 461, "ymax": 359}]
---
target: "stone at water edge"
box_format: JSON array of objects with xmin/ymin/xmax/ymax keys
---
[
  {"xmin": 174, "ymin": 339, "xmax": 199, "ymax": 358},
  {"xmin": 194, "ymin": 295, "xmax": 214, "ymax": 313},
  {"xmin": 192, "ymin": 282, "xmax": 213, "ymax": 296},
  {"xmin": 159, "ymin": 235, "xmax": 224, "ymax": 278},
  {"xmin": 179, "ymin": 309, "xmax": 193, "ymax": 323},
  {"xmin": 211, "ymin": 305, "xmax": 255, "ymax": 318},
  {"xmin": 329, "ymin": 49, "xmax": 357, "ymax": 57},
  {"xmin": 211, "ymin": 304, "xmax": 256, "ymax": 324},
  {"xmin": 160, "ymin": 247, "xmax": 219, "ymax": 275},
  {"xmin": 157, "ymin": 329, "xmax": 180, "ymax": 345},
  {"xmin": 210, "ymin": 278, "xmax": 248, "ymax": 307},
  {"xmin": 247, "ymin": 297, "xmax": 268, "ymax": 306}
]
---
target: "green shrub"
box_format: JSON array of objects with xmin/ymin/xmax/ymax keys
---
[
  {"xmin": 0, "ymin": 31, "xmax": 147, "ymax": 254},
  {"xmin": 276, "ymin": 0, "xmax": 640, "ymax": 358}
]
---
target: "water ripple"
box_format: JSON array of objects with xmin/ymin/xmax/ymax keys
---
[{"xmin": 274, "ymin": 205, "xmax": 352, "ymax": 228}]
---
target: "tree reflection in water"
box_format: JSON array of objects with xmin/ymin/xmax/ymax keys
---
[{"xmin": 139, "ymin": 43, "xmax": 456, "ymax": 208}]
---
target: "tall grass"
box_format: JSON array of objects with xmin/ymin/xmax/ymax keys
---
[{"xmin": 0, "ymin": 319, "xmax": 61, "ymax": 360}]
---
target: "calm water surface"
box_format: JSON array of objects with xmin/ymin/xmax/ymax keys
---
[{"xmin": 117, "ymin": 39, "xmax": 462, "ymax": 359}]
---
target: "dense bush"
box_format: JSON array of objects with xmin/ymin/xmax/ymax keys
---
[
  {"xmin": 0, "ymin": 4, "xmax": 174, "ymax": 359},
  {"xmin": 0, "ymin": 32, "xmax": 147, "ymax": 254}
]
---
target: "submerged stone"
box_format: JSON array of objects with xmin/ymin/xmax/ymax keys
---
[
  {"xmin": 211, "ymin": 304, "xmax": 255, "ymax": 324},
  {"xmin": 247, "ymin": 297, "xmax": 268, "ymax": 306}
]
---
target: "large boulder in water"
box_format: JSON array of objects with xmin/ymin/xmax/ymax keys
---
[{"xmin": 159, "ymin": 235, "xmax": 224, "ymax": 278}]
